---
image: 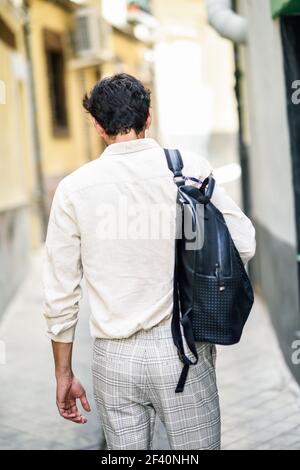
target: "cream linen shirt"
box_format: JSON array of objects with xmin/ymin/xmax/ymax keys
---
[{"xmin": 43, "ymin": 138, "xmax": 256, "ymax": 343}]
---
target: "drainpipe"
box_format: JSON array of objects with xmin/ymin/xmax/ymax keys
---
[
  {"xmin": 206, "ymin": 0, "xmax": 248, "ymax": 45},
  {"xmin": 233, "ymin": 39, "xmax": 251, "ymax": 216}
]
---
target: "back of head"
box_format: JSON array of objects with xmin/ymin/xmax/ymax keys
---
[{"xmin": 83, "ymin": 73, "xmax": 151, "ymax": 136}]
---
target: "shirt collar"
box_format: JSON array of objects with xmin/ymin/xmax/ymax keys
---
[{"xmin": 101, "ymin": 138, "xmax": 161, "ymax": 156}]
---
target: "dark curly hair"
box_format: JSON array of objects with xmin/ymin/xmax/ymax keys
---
[{"xmin": 82, "ymin": 73, "xmax": 151, "ymax": 136}]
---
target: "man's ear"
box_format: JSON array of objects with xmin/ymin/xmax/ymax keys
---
[
  {"xmin": 93, "ymin": 118, "xmax": 106, "ymax": 138},
  {"xmin": 145, "ymin": 111, "xmax": 152, "ymax": 130}
]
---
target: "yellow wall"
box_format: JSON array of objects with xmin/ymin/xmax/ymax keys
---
[
  {"xmin": 0, "ymin": 0, "xmax": 104, "ymax": 247},
  {"xmin": 0, "ymin": 4, "xmax": 32, "ymax": 212},
  {"xmin": 29, "ymin": 0, "xmax": 102, "ymax": 179},
  {"xmin": 107, "ymin": 28, "xmax": 148, "ymax": 78},
  {"xmin": 0, "ymin": 0, "xmax": 155, "ymax": 230},
  {"xmin": 0, "ymin": 2, "xmax": 43, "ymax": 247}
]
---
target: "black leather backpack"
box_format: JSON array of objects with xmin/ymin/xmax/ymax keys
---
[{"xmin": 164, "ymin": 149, "xmax": 254, "ymax": 393}]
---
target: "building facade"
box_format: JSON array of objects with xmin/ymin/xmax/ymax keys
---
[
  {"xmin": 27, "ymin": 0, "xmax": 106, "ymax": 211},
  {"xmin": 152, "ymin": 0, "xmax": 240, "ymax": 205},
  {"xmin": 0, "ymin": 0, "xmax": 37, "ymax": 316},
  {"xmin": 0, "ymin": 0, "xmax": 157, "ymax": 317},
  {"xmin": 233, "ymin": 0, "xmax": 300, "ymax": 381}
]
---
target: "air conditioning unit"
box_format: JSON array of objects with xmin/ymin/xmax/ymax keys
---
[{"xmin": 74, "ymin": 8, "xmax": 112, "ymax": 60}]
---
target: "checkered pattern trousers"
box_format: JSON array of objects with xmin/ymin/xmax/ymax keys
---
[{"xmin": 92, "ymin": 315, "xmax": 221, "ymax": 450}]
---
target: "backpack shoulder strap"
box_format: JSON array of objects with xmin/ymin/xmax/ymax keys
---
[
  {"xmin": 164, "ymin": 149, "xmax": 185, "ymax": 187},
  {"xmin": 164, "ymin": 148, "xmax": 199, "ymax": 393}
]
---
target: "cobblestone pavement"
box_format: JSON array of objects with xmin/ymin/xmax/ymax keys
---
[{"xmin": 1, "ymin": 250, "xmax": 300, "ymax": 450}]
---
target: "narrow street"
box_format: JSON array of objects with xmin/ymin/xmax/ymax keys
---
[
  {"xmin": 2, "ymin": 0, "xmax": 300, "ymax": 454},
  {"xmin": 1, "ymin": 250, "xmax": 300, "ymax": 450}
]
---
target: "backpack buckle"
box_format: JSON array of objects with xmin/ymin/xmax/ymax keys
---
[
  {"xmin": 173, "ymin": 175, "xmax": 185, "ymax": 185},
  {"xmin": 177, "ymin": 350, "xmax": 185, "ymax": 363}
]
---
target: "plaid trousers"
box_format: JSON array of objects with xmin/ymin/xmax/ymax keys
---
[{"xmin": 92, "ymin": 315, "xmax": 221, "ymax": 450}]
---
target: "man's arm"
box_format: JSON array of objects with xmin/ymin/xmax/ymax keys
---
[
  {"xmin": 194, "ymin": 154, "xmax": 256, "ymax": 264},
  {"xmin": 211, "ymin": 185, "xmax": 256, "ymax": 264},
  {"xmin": 43, "ymin": 181, "xmax": 90, "ymax": 423},
  {"xmin": 52, "ymin": 341, "xmax": 90, "ymax": 424}
]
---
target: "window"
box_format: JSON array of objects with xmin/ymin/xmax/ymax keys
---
[
  {"xmin": 0, "ymin": 15, "xmax": 16, "ymax": 49},
  {"xmin": 44, "ymin": 29, "xmax": 68, "ymax": 136}
]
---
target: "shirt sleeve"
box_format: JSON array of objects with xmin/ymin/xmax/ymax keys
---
[
  {"xmin": 43, "ymin": 181, "xmax": 83, "ymax": 343},
  {"xmin": 211, "ymin": 186, "xmax": 256, "ymax": 264},
  {"xmin": 197, "ymin": 155, "xmax": 256, "ymax": 265}
]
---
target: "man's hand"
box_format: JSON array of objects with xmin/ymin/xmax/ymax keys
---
[
  {"xmin": 51, "ymin": 341, "xmax": 91, "ymax": 424},
  {"xmin": 56, "ymin": 374, "xmax": 91, "ymax": 424}
]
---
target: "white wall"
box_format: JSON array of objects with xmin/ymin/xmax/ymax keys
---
[
  {"xmin": 152, "ymin": 0, "xmax": 237, "ymax": 147},
  {"xmin": 240, "ymin": 0, "xmax": 297, "ymax": 247},
  {"xmin": 152, "ymin": 0, "xmax": 241, "ymax": 202}
]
